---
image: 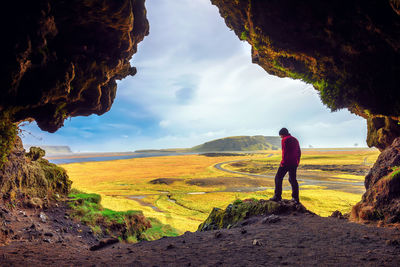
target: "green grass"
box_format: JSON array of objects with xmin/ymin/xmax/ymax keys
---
[
  {"xmin": 68, "ymin": 189, "xmax": 179, "ymax": 242},
  {"xmin": 391, "ymin": 166, "xmax": 400, "ymax": 180},
  {"xmin": 0, "ymin": 115, "xmax": 17, "ymax": 168},
  {"xmin": 142, "ymin": 218, "xmax": 180, "ymax": 241}
]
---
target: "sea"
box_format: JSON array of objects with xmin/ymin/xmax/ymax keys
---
[{"xmin": 46, "ymin": 152, "xmax": 197, "ymax": 165}]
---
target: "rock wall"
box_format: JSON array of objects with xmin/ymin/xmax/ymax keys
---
[
  {"xmin": 1, "ymin": 0, "xmax": 148, "ymax": 132},
  {"xmin": 0, "ymin": 137, "xmax": 71, "ymax": 204},
  {"xmin": 351, "ymin": 137, "xmax": 400, "ymax": 223}
]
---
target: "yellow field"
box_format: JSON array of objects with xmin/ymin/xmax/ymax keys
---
[{"xmin": 61, "ymin": 149, "xmax": 380, "ymax": 233}]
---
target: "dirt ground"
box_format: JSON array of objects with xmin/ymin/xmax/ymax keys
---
[{"xmin": 1, "ymin": 202, "xmax": 400, "ymax": 266}]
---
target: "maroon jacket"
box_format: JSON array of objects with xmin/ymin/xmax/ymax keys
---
[{"xmin": 280, "ymin": 134, "xmax": 301, "ymax": 167}]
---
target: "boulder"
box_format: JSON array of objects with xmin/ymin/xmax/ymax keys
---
[
  {"xmin": 351, "ymin": 137, "xmax": 400, "ymax": 223},
  {"xmin": 26, "ymin": 147, "xmax": 46, "ymax": 161},
  {"xmin": 197, "ymin": 199, "xmax": 310, "ymax": 231}
]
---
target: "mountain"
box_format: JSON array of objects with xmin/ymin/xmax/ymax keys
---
[{"xmin": 190, "ymin": 135, "xmax": 280, "ymax": 152}]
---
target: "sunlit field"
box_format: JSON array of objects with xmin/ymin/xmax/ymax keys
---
[{"xmin": 61, "ymin": 149, "xmax": 380, "ymax": 233}]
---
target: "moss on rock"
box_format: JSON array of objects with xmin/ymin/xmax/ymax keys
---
[
  {"xmin": 68, "ymin": 190, "xmax": 179, "ymax": 242},
  {"xmin": 25, "ymin": 147, "xmax": 46, "ymax": 161},
  {"xmin": 0, "ymin": 116, "xmax": 17, "ymax": 169},
  {"xmin": 351, "ymin": 137, "xmax": 400, "ymax": 224},
  {"xmin": 197, "ymin": 198, "xmax": 310, "ymax": 231},
  {"xmin": 0, "ymin": 136, "xmax": 71, "ymax": 205}
]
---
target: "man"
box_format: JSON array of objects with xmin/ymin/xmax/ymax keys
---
[{"xmin": 270, "ymin": 128, "xmax": 301, "ymax": 203}]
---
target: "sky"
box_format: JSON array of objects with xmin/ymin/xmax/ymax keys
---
[{"xmin": 20, "ymin": 0, "xmax": 367, "ymax": 152}]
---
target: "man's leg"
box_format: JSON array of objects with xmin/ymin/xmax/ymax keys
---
[
  {"xmin": 271, "ymin": 166, "xmax": 288, "ymax": 201},
  {"xmin": 288, "ymin": 166, "xmax": 299, "ymax": 202}
]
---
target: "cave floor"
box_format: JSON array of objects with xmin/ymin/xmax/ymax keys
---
[{"xmin": 1, "ymin": 203, "xmax": 400, "ymax": 266}]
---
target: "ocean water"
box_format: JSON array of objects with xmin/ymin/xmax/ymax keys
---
[{"xmin": 47, "ymin": 152, "xmax": 197, "ymax": 164}]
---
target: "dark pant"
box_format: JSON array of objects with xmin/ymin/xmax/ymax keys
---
[{"xmin": 274, "ymin": 166, "xmax": 299, "ymax": 199}]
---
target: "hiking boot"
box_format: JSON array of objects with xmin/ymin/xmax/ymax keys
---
[{"xmin": 269, "ymin": 195, "xmax": 282, "ymax": 202}]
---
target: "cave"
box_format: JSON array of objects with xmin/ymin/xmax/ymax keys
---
[{"xmin": 1, "ymin": 0, "xmax": 400, "ymax": 262}]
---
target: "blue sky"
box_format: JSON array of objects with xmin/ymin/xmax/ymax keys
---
[{"xmin": 20, "ymin": 0, "xmax": 367, "ymax": 152}]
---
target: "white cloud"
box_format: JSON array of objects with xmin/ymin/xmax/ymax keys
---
[{"xmin": 159, "ymin": 120, "xmax": 170, "ymax": 128}]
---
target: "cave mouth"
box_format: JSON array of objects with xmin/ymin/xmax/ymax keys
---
[
  {"xmin": 12, "ymin": 0, "xmax": 380, "ymax": 235},
  {"xmin": 1, "ymin": 0, "xmax": 400, "ymax": 239}
]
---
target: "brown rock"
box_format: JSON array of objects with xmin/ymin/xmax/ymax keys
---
[
  {"xmin": 27, "ymin": 198, "xmax": 43, "ymax": 209},
  {"xmin": 330, "ymin": 210, "xmax": 345, "ymax": 219},
  {"xmin": 214, "ymin": 231, "xmax": 222, "ymax": 238},
  {"xmin": 90, "ymin": 238, "xmax": 119, "ymax": 251},
  {"xmin": 1, "ymin": 0, "xmax": 149, "ymax": 132},
  {"xmin": 351, "ymin": 137, "xmax": 400, "ymax": 223},
  {"xmin": 252, "ymin": 239, "xmax": 262, "ymax": 246}
]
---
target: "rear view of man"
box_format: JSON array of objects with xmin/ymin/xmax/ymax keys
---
[{"xmin": 270, "ymin": 128, "xmax": 301, "ymax": 203}]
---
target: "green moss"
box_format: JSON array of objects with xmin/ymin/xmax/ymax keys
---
[
  {"xmin": 198, "ymin": 199, "xmax": 281, "ymax": 231},
  {"xmin": 141, "ymin": 218, "xmax": 180, "ymax": 241},
  {"xmin": 0, "ymin": 116, "xmax": 17, "ymax": 169},
  {"xmin": 68, "ymin": 190, "xmax": 179, "ymax": 242},
  {"xmin": 391, "ymin": 166, "xmax": 400, "ymax": 180},
  {"xmin": 240, "ymin": 30, "xmax": 248, "ymax": 41},
  {"xmin": 1, "ymin": 144, "xmax": 71, "ymax": 202},
  {"xmin": 233, "ymin": 199, "xmax": 243, "ymax": 205},
  {"xmin": 69, "ymin": 191, "xmax": 101, "ymax": 204},
  {"xmin": 54, "ymin": 103, "xmax": 68, "ymax": 120}
]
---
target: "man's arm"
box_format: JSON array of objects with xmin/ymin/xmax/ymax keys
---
[
  {"xmin": 296, "ymin": 138, "xmax": 301, "ymax": 165},
  {"xmin": 281, "ymin": 138, "xmax": 287, "ymax": 166}
]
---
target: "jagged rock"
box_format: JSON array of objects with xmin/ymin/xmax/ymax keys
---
[
  {"xmin": 252, "ymin": 239, "xmax": 262, "ymax": 246},
  {"xmin": 330, "ymin": 210, "xmax": 345, "ymax": 219},
  {"xmin": 351, "ymin": 137, "xmax": 400, "ymax": 223},
  {"xmin": 1, "ymin": 0, "xmax": 149, "ymax": 132},
  {"xmin": 39, "ymin": 212, "xmax": 48, "ymax": 223},
  {"xmin": 25, "ymin": 147, "xmax": 46, "ymax": 161},
  {"xmin": 26, "ymin": 197, "xmax": 44, "ymax": 209},
  {"xmin": 0, "ymin": 136, "xmax": 71, "ymax": 203},
  {"xmin": 197, "ymin": 199, "xmax": 310, "ymax": 231}
]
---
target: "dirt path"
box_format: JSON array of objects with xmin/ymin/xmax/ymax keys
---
[{"xmin": 1, "ymin": 210, "xmax": 400, "ymax": 266}]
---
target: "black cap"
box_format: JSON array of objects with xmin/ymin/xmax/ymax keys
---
[{"xmin": 279, "ymin": 128, "xmax": 289, "ymax": 136}]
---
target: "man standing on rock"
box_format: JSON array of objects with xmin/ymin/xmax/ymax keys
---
[{"xmin": 270, "ymin": 128, "xmax": 301, "ymax": 203}]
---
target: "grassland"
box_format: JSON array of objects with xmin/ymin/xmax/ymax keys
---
[{"xmin": 61, "ymin": 148, "xmax": 380, "ymax": 233}]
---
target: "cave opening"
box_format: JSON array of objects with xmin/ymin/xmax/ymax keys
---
[
  {"xmin": 14, "ymin": 0, "xmax": 377, "ymax": 233},
  {"xmin": 1, "ymin": 0, "xmax": 400, "ymax": 251}
]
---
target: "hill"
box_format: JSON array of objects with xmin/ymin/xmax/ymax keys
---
[
  {"xmin": 24, "ymin": 145, "xmax": 72, "ymax": 154},
  {"xmin": 190, "ymin": 135, "xmax": 280, "ymax": 152}
]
